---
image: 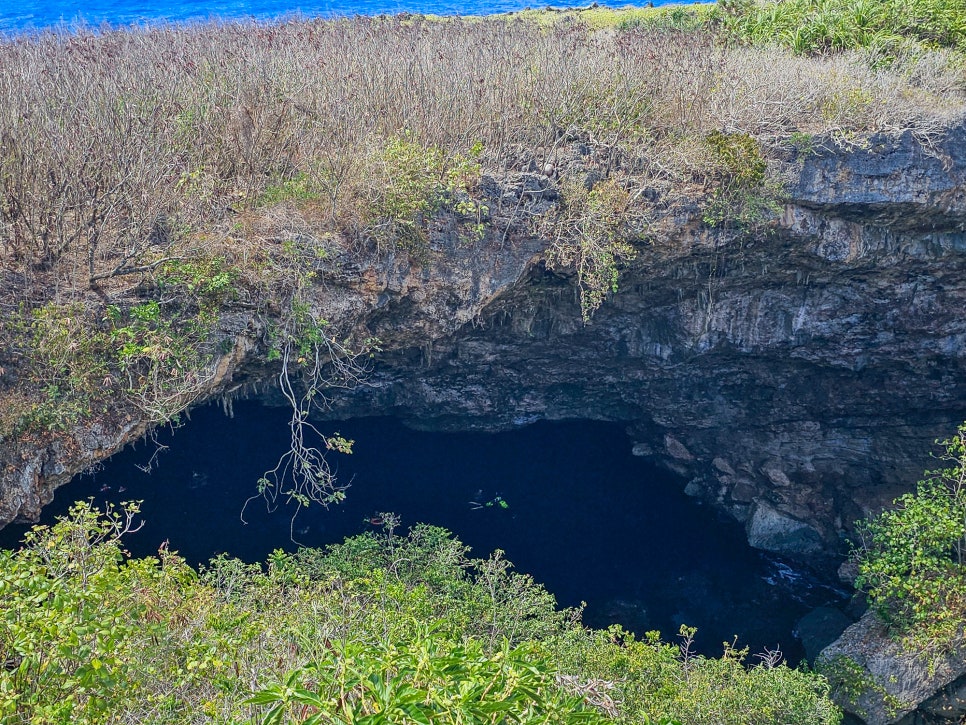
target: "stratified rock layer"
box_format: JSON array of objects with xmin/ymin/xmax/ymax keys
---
[
  {"xmin": 2, "ymin": 127, "xmax": 965, "ymax": 560},
  {"xmin": 320, "ymin": 127, "xmax": 966, "ymax": 556}
]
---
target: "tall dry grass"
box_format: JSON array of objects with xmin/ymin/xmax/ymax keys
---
[{"xmin": 0, "ymin": 14, "xmax": 962, "ymax": 298}]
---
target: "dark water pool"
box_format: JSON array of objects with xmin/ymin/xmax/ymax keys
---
[{"xmin": 1, "ymin": 401, "xmax": 845, "ymax": 663}]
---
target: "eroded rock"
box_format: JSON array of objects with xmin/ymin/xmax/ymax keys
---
[
  {"xmin": 747, "ymin": 501, "xmax": 824, "ymax": 555},
  {"xmin": 820, "ymin": 611, "xmax": 966, "ymax": 725},
  {"xmin": 3, "ymin": 127, "xmax": 966, "ymax": 561}
]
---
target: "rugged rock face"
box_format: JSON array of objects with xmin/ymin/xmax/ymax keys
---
[
  {"xmin": 0, "ymin": 194, "xmax": 548, "ymax": 528},
  {"xmin": 819, "ymin": 610, "xmax": 966, "ymax": 725},
  {"xmin": 2, "ymin": 126, "xmax": 965, "ymax": 560},
  {"xmin": 319, "ymin": 126, "xmax": 966, "ymax": 557}
]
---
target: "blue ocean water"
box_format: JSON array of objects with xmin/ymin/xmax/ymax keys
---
[{"xmin": 1, "ymin": 0, "xmax": 709, "ymax": 34}]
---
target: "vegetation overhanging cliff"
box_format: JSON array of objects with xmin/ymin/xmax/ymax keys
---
[{"xmin": 0, "ymin": 0, "xmax": 964, "ymax": 549}]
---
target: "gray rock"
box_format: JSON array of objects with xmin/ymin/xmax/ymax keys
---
[
  {"xmin": 819, "ymin": 610, "xmax": 966, "ymax": 725},
  {"xmin": 664, "ymin": 434, "xmax": 694, "ymax": 461},
  {"xmin": 797, "ymin": 606, "xmax": 853, "ymax": 664},
  {"xmin": 746, "ymin": 501, "xmax": 825, "ymax": 555},
  {"xmin": 917, "ymin": 673, "xmax": 966, "ymax": 721}
]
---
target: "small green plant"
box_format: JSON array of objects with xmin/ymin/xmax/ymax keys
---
[
  {"xmin": 816, "ymin": 654, "xmax": 909, "ymax": 719},
  {"xmin": 547, "ymin": 178, "xmax": 640, "ymax": 321},
  {"xmin": 104, "ymin": 301, "xmax": 216, "ymax": 421},
  {"xmin": 158, "ymin": 255, "xmax": 238, "ymax": 304},
  {"xmin": 555, "ymin": 624, "xmax": 841, "ymax": 725},
  {"xmin": 820, "ymin": 87, "xmax": 875, "ymax": 127},
  {"xmin": 13, "ymin": 297, "xmax": 216, "ymax": 434},
  {"xmin": 16, "ymin": 302, "xmax": 113, "ymax": 432},
  {"xmin": 789, "ymin": 131, "xmax": 818, "ymax": 156},
  {"xmin": 258, "ymin": 173, "xmax": 321, "ymax": 207},
  {"xmin": 701, "ymin": 131, "xmax": 783, "ymax": 232},
  {"xmin": 364, "ymin": 135, "xmax": 487, "ymax": 256}
]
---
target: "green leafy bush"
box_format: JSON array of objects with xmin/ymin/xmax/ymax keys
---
[
  {"xmin": 363, "ymin": 135, "xmax": 487, "ymax": 256},
  {"xmin": 701, "ymin": 131, "xmax": 783, "ymax": 233},
  {"xmin": 546, "ymin": 178, "xmax": 640, "ymax": 321},
  {"xmin": 0, "ymin": 501, "xmax": 842, "ymax": 724},
  {"xmin": 247, "ymin": 635, "xmax": 605, "ymax": 725},
  {"xmin": 853, "ymin": 423, "xmax": 966, "ymax": 650},
  {"xmin": 555, "ymin": 626, "xmax": 840, "ymax": 725},
  {"xmin": 0, "ymin": 502, "xmax": 203, "ymax": 724},
  {"xmin": 2, "ymin": 298, "xmax": 215, "ymax": 437}
]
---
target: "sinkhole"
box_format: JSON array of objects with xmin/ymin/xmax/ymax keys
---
[{"xmin": 0, "ymin": 400, "xmax": 846, "ymax": 664}]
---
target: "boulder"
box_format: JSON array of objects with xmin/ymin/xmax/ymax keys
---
[
  {"xmin": 746, "ymin": 501, "xmax": 824, "ymax": 555},
  {"xmin": 819, "ymin": 611, "xmax": 966, "ymax": 724},
  {"xmin": 797, "ymin": 606, "xmax": 853, "ymax": 664}
]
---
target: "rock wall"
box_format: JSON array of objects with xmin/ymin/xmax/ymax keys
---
[
  {"xmin": 2, "ymin": 126, "xmax": 965, "ymax": 560},
  {"xmin": 316, "ymin": 127, "xmax": 966, "ymax": 557}
]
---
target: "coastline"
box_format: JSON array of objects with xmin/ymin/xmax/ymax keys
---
[{"xmin": 0, "ymin": 0, "xmax": 715, "ymax": 36}]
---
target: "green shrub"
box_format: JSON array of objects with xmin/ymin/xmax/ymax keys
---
[
  {"xmin": 158, "ymin": 255, "xmax": 238, "ymax": 303},
  {"xmin": 701, "ymin": 131, "xmax": 783, "ymax": 232},
  {"xmin": 0, "ymin": 502, "xmax": 203, "ymax": 724},
  {"xmin": 704, "ymin": 131, "xmax": 766, "ymax": 187},
  {"xmin": 246, "ymin": 635, "xmax": 605, "ymax": 725},
  {"xmin": 853, "ymin": 423, "xmax": 966, "ymax": 651},
  {"xmin": 554, "ymin": 626, "xmax": 841, "ymax": 725},
  {"xmin": 546, "ymin": 178, "xmax": 640, "ymax": 321},
  {"xmin": 7, "ymin": 293, "xmax": 218, "ymax": 436},
  {"xmin": 362, "ymin": 135, "xmax": 487, "ymax": 256},
  {"xmin": 258, "ymin": 173, "xmax": 322, "ymax": 207},
  {"xmin": 0, "ymin": 501, "xmax": 842, "ymax": 724}
]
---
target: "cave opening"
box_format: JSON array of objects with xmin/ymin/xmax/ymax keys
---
[{"xmin": 0, "ymin": 399, "xmax": 846, "ymax": 664}]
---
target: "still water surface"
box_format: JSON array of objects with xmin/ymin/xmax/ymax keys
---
[{"xmin": 0, "ymin": 401, "xmax": 844, "ymax": 663}]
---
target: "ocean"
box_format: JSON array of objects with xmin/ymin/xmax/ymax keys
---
[{"xmin": 1, "ymin": 0, "xmax": 708, "ymax": 34}]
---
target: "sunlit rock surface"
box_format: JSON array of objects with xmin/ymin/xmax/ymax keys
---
[{"xmin": 820, "ymin": 610, "xmax": 966, "ymax": 725}]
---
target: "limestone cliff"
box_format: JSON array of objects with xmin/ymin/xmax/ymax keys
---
[
  {"xmin": 318, "ymin": 126, "xmax": 966, "ymax": 557},
  {"xmin": 2, "ymin": 126, "xmax": 965, "ymax": 560}
]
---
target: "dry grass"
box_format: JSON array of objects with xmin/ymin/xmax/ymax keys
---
[
  {"xmin": 0, "ymin": 12, "xmax": 962, "ymax": 439},
  {"xmin": 0, "ymin": 14, "xmax": 962, "ymax": 296}
]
